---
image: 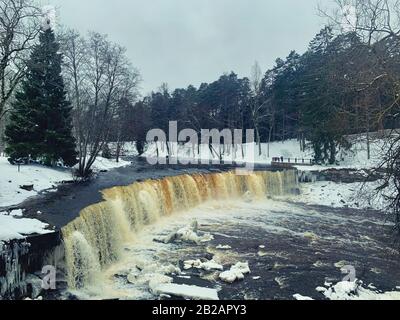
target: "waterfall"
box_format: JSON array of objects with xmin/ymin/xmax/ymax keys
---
[{"xmin": 62, "ymin": 170, "xmax": 297, "ymax": 289}]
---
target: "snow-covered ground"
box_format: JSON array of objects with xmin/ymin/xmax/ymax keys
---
[
  {"xmin": 0, "ymin": 155, "xmax": 130, "ymax": 243},
  {"xmin": 0, "ymin": 210, "xmax": 53, "ymax": 241},
  {"xmin": 290, "ymin": 180, "xmax": 387, "ymax": 211},
  {"xmin": 90, "ymin": 157, "xmax": 131, "ymax": 172},
  {"xmin": 0, "ymin": 156, "xmax": 72, "ymax": 208},
  {"xmin": 0, "ymin": 155, "xmax": 129, "ymax": 209},
  {"xmin": 140, "ymin": 135, "xmax": 385, "ymax": 171}
]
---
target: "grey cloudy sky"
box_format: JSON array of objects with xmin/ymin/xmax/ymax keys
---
[{"xmin": 48, "ymin": 0, "xmax": 328, "ymax": 95}]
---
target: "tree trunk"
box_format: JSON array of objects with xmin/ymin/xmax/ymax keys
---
[
  {"xmin": 366, "ymin": 106, "xmax": 371, "ymax": 160},
  {"xmin": 267, "ymin": 127, "xmax": 273, "ymax": 158},
  {"xmin": 255, "ymin": 126, "xmax": 262, "ymax": 156}
]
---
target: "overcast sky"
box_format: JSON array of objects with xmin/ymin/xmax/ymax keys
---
[{"xmin": 48, "ymin": 0, "xmax": 328, "ymax": 95}]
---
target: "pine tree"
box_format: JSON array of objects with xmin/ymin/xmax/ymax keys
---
[{"xmin": 5, "ymin": 28, "xmax": 77, "ymax": 166}]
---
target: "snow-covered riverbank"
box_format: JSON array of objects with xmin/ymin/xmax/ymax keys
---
[
  {"xmin": 0, "ymin": 155, "xmax": 130, "ymax": 243},
  {"xmin": 289, "ymin": 180, "xmax": 386, "ymax": 211}
]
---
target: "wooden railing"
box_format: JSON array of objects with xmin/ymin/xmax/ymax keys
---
[{"xmin": 271, "ymin": 157, "xmax": 314, "ymax": 166}]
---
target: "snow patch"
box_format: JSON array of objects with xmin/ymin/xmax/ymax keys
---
[
  {"xmin": 42, "ymin": 5, "xmax": 56, "ymax": 30},
  {"xmin": 0, "ymin": 213, "xmax": 53, "ymax": 242},
  {"xmin": 0, "ymin": 156, "xmax": 71, "ymax": 208},
  {"xmin": 90, "ymin": 156, "xmax": 131, "ymax": 172}
]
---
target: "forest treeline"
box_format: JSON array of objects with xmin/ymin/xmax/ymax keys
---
[{"xmin": 128, "ymin": 26, "xmax": 400, "ymax": 164}]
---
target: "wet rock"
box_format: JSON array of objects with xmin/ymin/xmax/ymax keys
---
[
  {"xmin": 149, "ymin": 275, "xmax": 173, "ymax": 293},
  {"xmin": 25, "ymin": 274, "xmax": 43, "ymax": 299},
  {"xmin": 315, "ymin": 168, "xmax": 385, "ymax": 183},
  {"xmin": 159, "ymin": 264, "xmax": 181, "ymax": 275},
  {"xmin": 160, "ymin": 232, "xmax": 178, "ymax": 244},
  {"xmin": 127, "ymin": 269, "xmax": 142, "ymax": 284},
  {"xmin": 303, "ymin": 232, "xmax": 318, "ymax": 242},
  {"xmin": 274, "ymin": 276, "xmax": 289, "ymax": 289},
  {"xmin": 114, "ymin": 269, "xmax": 130, "ymax": 280},
  {"xmin": 190, "ymin": 220, "xmax": 199, "ymax": 233},
  {"xmin": 290, "ymin": 188, "xmax": 301, "ymax": 196},
  {"xmin": 243, "ymin": 191, "xmax": 253, "ymax": 203},
  {"xmin": 20, "ymin": 185, "xmax": 34, "ymax": 192},
  {"xmin": 257, "ymin": 251, "xmax": 267, "ymax": 257}
]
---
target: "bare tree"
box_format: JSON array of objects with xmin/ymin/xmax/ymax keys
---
[
  {"xmin": 0, "ymin": 0, "xmax": 41, "ymax": 120},
  {"xmin": 322, "ymin": 0, "xmax": 400, "ymax": 235},
  {"xmin": 250, "ymin": 61, "xmax": 268, "ymax": 156},
  {"xmin": 60, "ymin": 30, "xmax": 140, "ymax": 178},
  {"xmin": 321, "ymin": 0, "xmax": 400, "ymax": 147}
]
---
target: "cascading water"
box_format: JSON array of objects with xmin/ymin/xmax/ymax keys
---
[{"xmin": 62, "ymin": 170, "xmax": 297, "ymax": 290}]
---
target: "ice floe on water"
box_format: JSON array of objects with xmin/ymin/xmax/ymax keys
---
[
  {"xmin": 154, "ymin": 219, "xmax": 214, "ymax": 244},
  {"xmin": 216, "ymin": 244, "xmax": 232, "ymax": 250},
  {"xmin": 293, "ymin": 294, "xmax": 314, "ymax": 300},
  {"xmin": 294, "ymin": 280, "xmax": 400, "ymax": 300},
  {"xmin": 153, "ymin": 283, "xmax": 219, "ymax": 300},
  {"xmin": 183, "ymin": 259, "xmax": 223, "ymax": 271},
  {"xmin": 317, "ymin": 280, "xmax": 400, "ymax": 300},
  {"xmin": 219, "ymin": 262, "xmax": 251, "ymax": 284}
]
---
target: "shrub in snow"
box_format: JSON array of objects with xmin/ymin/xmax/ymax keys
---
[{"xmin": 102, "ymin": 145, "xmax": 112, "ymax": 159}]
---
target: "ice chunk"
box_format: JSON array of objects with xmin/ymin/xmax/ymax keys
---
[
  {"xmin": 153, "ymin": 283, "xmax": 219, "ymax": 300},
  {"xmin": 184, "ymin": 259, "xmax": 223, "ymax": 271},
  {"xmin": 219, "ymin": 262, "xmax": 250, "ymax": 283},
  {"xmin": 175, "ymin": 221, "xmax": 214, "ymax": 244},
  {"xmin": 293, "ymin": 294, "xmax": 314, "ymax": 300},
  {"xmin": 149, "ymin": 275, "xmax": 173, "ymax": 292},
  {"xmin": 216, "ymin": 245, "xmax": 232, "ymax": 250}
]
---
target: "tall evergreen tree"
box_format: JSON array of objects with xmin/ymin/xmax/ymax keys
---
[{"xmin": 5, "ymin": 27, "xmax": 77, "ymax": 166}]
